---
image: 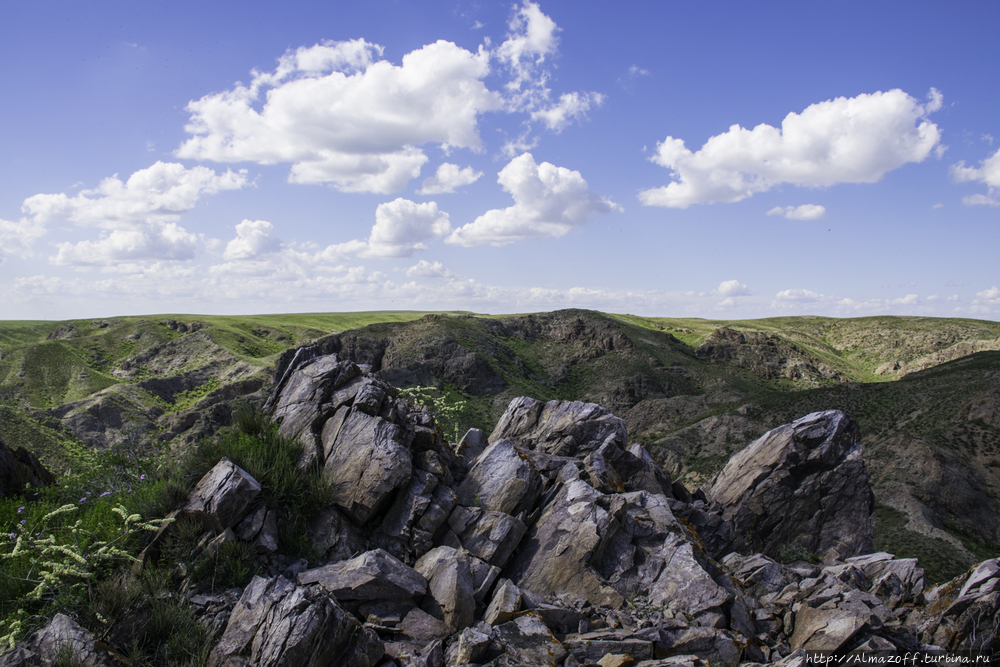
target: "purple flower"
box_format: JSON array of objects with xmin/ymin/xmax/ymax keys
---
[
  {"xmin": 79, "ymin": 497, "xmax": 86, "ymax": 503},
  {"xmin": 19, "ymin": 520, "xmax": 25, "ymax": 526},
  {"xmin": 17, "ymin": 506, "xmax": 25, "ymax": 514},
  {"xmin": 140, "ymin": 474, "xmax": 146, "ymax": 480},
  {"xmin": 100, "ymin": 491, "xmax": 111, "ymax": 497}
]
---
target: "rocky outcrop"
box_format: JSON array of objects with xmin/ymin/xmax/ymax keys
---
[
  {"xmin": 0, "ymin": 614, "xmax": 111, "ymax": 667},
  {"xmin": 706, "ymin": 410, "xmax": 875, "ymax": 561},
  {"xmin": 0, "ymin": 437, "xmax": 56, "ymax": 499},
  {"xmin": 208, "ymin": 575, "xmax": 384, "ymax": 667},
  {"xmin": 10, "ymin": 359, "xmax": 1000, "ymax": 666},
  {"xmin": 696, "ymin": 328, "xmax": 846, "ymax": 386}
]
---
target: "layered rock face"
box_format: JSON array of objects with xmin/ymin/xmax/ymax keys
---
[
  {"xmin": 707, "ymin": 410, "xmax": 875, "ymax": 561},
  {"xmin": 7, "ymin": 353, "xmax": 1000, "ymax": 666}
]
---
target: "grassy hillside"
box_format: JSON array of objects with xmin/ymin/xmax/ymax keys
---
[
  {"xmin": 3, "ymin": 308, "xmax": 1000, "ymax": 582},
  {"xmin": 0, "ymin": 311, "xmax": 459, "ymax": 467}
]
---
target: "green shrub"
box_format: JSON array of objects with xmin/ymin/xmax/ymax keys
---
[{"xmin": 778, "ymin": 544, "xmax": 821, "ymax": 564}]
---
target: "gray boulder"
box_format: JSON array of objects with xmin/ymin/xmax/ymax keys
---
[
  {"xmin": 455, "ymin": 439, "xmax": 542, "ymax": 517},
  {"xmin": 270, "ymin": 354, "xmax": 360, "ymax": 442},
  {"xmin": 183, "ymin": 457, "xmax": 261, "ymax": 529},
  {"xmin": 323, "ymin": 409, "xmax": 413, "ymax": 525},
  {"xmin": 297, "ymin": 549, "xmax": 427, "ymax": 601},
  {"xmin": 447, "ymin": 506, "xmax": 526, "ymax": 568},
  {"xmin": 489, "ymin": 397, "xmax": 628, "ymax": 458},
  {"xmin": 249, "ymin": 585, "xmax": 383, "ymax": 667},
  {"xmin": 31, "ymin": 614, "xmax": 110, "ymax": 667},
  {"xmin": 210, "ymin": 575, "xmax": 383, "ymax": 667},
  {"xmin": 483, "ymin": 579, "xmax": 522, "ymax": 626},
  {"xmin": 414, "ymin": 546, "xmax": 478, "ymax": 631},
  {"xmin": 646, "ymin": 533, "xmax": 731, "ymax": 619},
  {"xmin": 209, "ymin": 576, "xmax": 297, "ymax": 667},
  {"xmin": 0, "ymin": 437, "xmax": 57, "ymax": 499},
  {"xmin": 706, "ymin": 410, "xmax": 875, "ymax": 561},
  {"xmin": 493, "ymin": 611, "xmax": 567, "ymax": 666},
  {"xmin": 505, "ymin": 477, "xmax": 625, "ymax": 608}
]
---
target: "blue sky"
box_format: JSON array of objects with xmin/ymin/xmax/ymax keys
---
[{"xmin": 2, "ymin": 0, "xmax": 998, "ymax": 320}]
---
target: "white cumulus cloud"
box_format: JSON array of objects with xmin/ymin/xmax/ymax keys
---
[
  {"xmin": 223, "ymin": 220, "xmax": 283, "ymax": 260},
  {"xmin": 446, "ymin": 153, "xmax": 619, "ymax": 247},
  {"xmin": 417, "ymin": 163, "xmax": 483, "ymax": 195},
  {"xmin": 766, "ymin": 204, "xmax": 827, "ymax": 220},
  {"xmin": 176, "ymin": 39, "xmax": 500, "ymax": 194},
  {"xmin": 716, "ymin": 280, "xmax": 751, "ymax": 297},
  {"xmin": 51, "ymin": 223, "xmax": 201, "ymax": 266},
  {"xmin": 976, "ymin": 286, "xmax": 1000, "ymax": 304},
  {"xmin": 406, "ymin": 260, "xmax": 459, "ymax": 280},
  {"xmin": 0, "ymin": 218, "xmax": 45, "ymax": 262},
  {"xmin": 951, "ymin": 147, "xmax": 1000, "ymax": 206},
  {"xmin": 640, "ymin": 89, "xmax": 943, "ymax": 208},
  {"xmin": 23, "ymin": 161, "xmax": 248, "ymax": 227},
  {"xmin": 21, "ymin": 162, "xmax": 248, "ymax": 266},
  {"xmin": 330, "ymin": 198, "xmax": 452, "ymax": 259}
]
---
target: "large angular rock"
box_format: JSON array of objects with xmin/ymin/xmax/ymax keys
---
[
  {"xmin": 505, "ymin": 477, "xmax": 625, "ymax": 608},
  {"xmin": 414, "ymin": 546, "xmax": 478, "ymax": 631},
  {"xmin": 484, "ymin": 579, "xmax": 522, "ymax": 626},
  {"xmin": 646, "ymin": 533, "xmax": 731, "ymax": 619},
  {"xmin": 706, "ymin": 410, "xmax": 875, "ymax": 560},
  {"xmin": 455, "ymin": 439, "xmax": 542, "ymax": 517},
  {"xmin": 447, "ymin": 506, "xmax": 527, "ymax": 568},
  {"xmin": 655, "ymin": 627, "xmax": 743, "ymax": 667},
  {"xmin": 210, "ymin": 575, "xmax": 383, "ymax": 667},
  {"xmin": 845, "ymin": 552, "xmax": 926, "ymax": 605},
  {"xmin": 323, "ymin": 409, "xmax": 413, "ymax": 525},
  {"xmin": 493, "ymin": 612, "xmax": 568, "ymax": 666},
  {"xmin": 562, "ymin": 630, "xmax": 654, "ymax": 664},
  {"xmin": 31, "ymin": 614, "xmax": 110, "ymax": 667},
  {"xmin": 788, "ymin": 604, "xmax": 868, "ymax": 652},
  {"xmin": 0, "ymin": 438, "xmax": 57, "ymax": 499},
  {"xmin": 209, "ymin": 576, "xmax": 297, "ymax": 667},
  {"xmin": 298, "ymin": 549, "xmax": 427, "ymax": 601},
  {"xmin": 183, "ymin": 457, "xmax": 261, "ymax": 528},
  {"xmin": 249, "ymin": 585, "xmax": 384, "ymax": 667},
  {"xmin": 916, "ymin": 558, "xmax": 1000, "ymax": 652},
  {"xmin": 490, "ymin": 397, "xmax": 628, "ymax": 458},
  {"xmin": 270, "ymin": 354, "xmax": 361, "ymax": 441}
]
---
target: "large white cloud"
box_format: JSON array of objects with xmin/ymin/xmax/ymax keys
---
[
  {"xmin": 716, "ymin": 280, "xmax": 751, "ymax": 297},
  {"xmin": 362, "ymin": 198, "xmax": 452, "ymax": 258},
  {"xmin": 446, "ymin": 153, "xmax": 619, "ymax": 247},
  {"xmin": 21, "ymin": 162, "xmax": 248, "ymax": 266},
  {"xmin": 223, "ymin": 219, "xmax": 282, "ymax": 260},
  {"xmin": 0, "ymin": 218, "xmax": 44, "ymax": 262},
  {"xmin": 417, "ymin": 163, "xmax": 483, "ymax": 195},
  {"xmin": 174, "ymin": 3, "xmax": 599, "ymax": 193},
  {"xmin": 176, "ymin": 38, "xmax": 500, "ymax": 194},
  {"xmin": 640, "ymin": 89, "xmax": 943, "ymax": 208},
  {"xmin": 23, "ymin": 161, "xmax": 248, "ymax": 227},
  {"xmin": 406, "ymin": 260, "xmax": 459, "ymax": 280},
  {"xmin": 951, "ymin": 147, "xmax": 1000, "ymax": 206},
  {"xmin": 51, "ymin": 223, "xmax": 200, "ymax": 265}
]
